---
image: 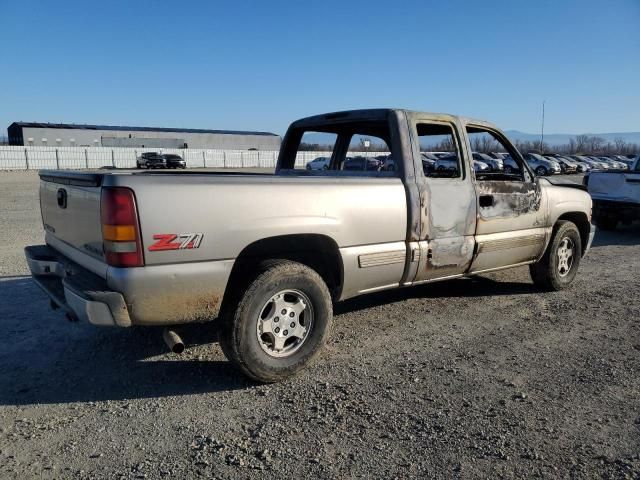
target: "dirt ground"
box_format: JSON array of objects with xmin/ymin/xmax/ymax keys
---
[{"xmin": 0, "ymin": 171, "xmax": 638, "ymax": 479}]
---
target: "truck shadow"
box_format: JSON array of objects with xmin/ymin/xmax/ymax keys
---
[
  {"xmin": 0, "ymin": 276, "xmax": 251, "ymax": 406},
  {"xmin": 0, "ymin": 230, "xmax": 630, "ymax": 406},
  {"xmin": 335, "ymin": 275, "xmax": 536, "ymax": 316},
  {"xmin": 591, "ymin": 222, "xmax": 640, "ymax": 247},
  {"xmin": 1, "ymin": 274, "xmax": 533, "ymax": 406}
]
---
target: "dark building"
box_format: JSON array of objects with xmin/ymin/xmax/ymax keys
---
[{"xmin": 7, "ymin": 122, "xmax": 281, "ymax": 150}]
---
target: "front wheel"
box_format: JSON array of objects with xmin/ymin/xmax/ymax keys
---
[
  {"xmin": 219, "ymin": 260, "xmax": 332, "ymax": 382},
  {"xmin": 535, "ymin": 166, "xmax": 548, "ymax": 176},
  {"xmin": 529, "ymin": 220, "xmax": 582, "ymax": 291}
]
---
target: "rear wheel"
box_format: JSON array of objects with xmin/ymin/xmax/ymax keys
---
[
  {"xmin": 219, "ymin": 260, "xmax": 332, "ymax": 382},
  {"xmin": 529, "ymin": 220, "xmax": 582, "ymax": 291}
]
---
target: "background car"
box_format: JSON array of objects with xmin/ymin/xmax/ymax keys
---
[
  {"xmin": 571, "ymin": 155, "xmax": 602, "ymax": 170},
  {"xmin": 434, "ymin": 154, "xmax": 459, "ymax": 173},
  {"xmin": 473, "ymin": 160, "xmax": 490, "ymax": 172},
  {"xmin": 136, "ymin": 152, "xmax": 166, "ymax": 169},
  {"xmin": 558, "ymin": 155, "xmax": 587, "ymax": 173},
  {"xmin": 502, "ymin": 154, "xmax": 521, "ymax": 174},
  {"xmin": 306, "ymin": 157, "xmax": 331, "ymax": 170},
  {"xmin": 546, "ymin": 155, "xmax": 577, "ymax": 174},
  {"xmin": 420, "ymin": 153, "xmax": 437, "ymax": 173},
  {"xmin": 343, "ymin": 156, "xmax": 382, "ymax": 171},
  {"xmin": 162, "ymin": 154, "xmax": 186, "ymax": 169},
  {"xmin": 566, "ymin": 156, "xmax": 591, "ymax": 171},
  {"xmin": 616, "ymin": 156, "xmax": 636, "ymax": 168},
  {"xmin": 472, "ymin": 152, "xmax": 503, "ymax": 171},
  {"xmin": 598, "ymin": 156, "xmax": 627, "ymax": 169},
  {"xmin": 379, "ymin": 155, "xmax": 396, "ymax": 171},
  {"xmin": 524, "ymin": 153, "xmax": 561, "ymax": 175},
  {"xmin": 587, "ymin": 156, "xmax": 611, "ymax": 169}
]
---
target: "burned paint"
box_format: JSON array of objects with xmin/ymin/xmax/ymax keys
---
[
  {"xmin": 425, "ymin": 236, "xmax": 475, "ymax": 276},
  {"xmin": 475, "ymin": 180, "xmax": 543, "ymax": 219}
]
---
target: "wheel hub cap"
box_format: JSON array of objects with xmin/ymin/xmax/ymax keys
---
[
  {"xmin": 256, "ymin": 289, "xmax": 314, "ymax": 358},
  {"xmin": 556, "ymin": 237, "xmax": 574, "ymax": 277}
]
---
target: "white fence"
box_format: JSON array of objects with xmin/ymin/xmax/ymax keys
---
[{"xmin": 0, "ymin": 146, "xmax": 386, "ymax": 171}]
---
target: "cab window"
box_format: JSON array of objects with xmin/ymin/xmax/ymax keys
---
[
  {"xmin": 466, "ymin": 126, "xmax": 531, "ymax": 182},
  {"xmin": 416, "ymin": 123, "xmax": 462, "ymax": 178}
]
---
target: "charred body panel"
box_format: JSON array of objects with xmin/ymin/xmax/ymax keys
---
[
  {"xmin": 471, "ymin": 180, "xmax": 547, "ymax": 271},
  {"xmin": 404, "ymin": 112, "xmax": 478, "ymax": 281}
]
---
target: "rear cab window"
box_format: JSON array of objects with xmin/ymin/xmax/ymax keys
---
[{"xmin": 278, "ymin": 118, "xmax": 396, "ymax": 177}]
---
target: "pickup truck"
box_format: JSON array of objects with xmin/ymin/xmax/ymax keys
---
[
  {"xmin": 585, "ymin": 156, "xmax": 640, "ymax": 230},
  {"xmin": 25, "ymin": 109, "xmax": 595, "ymax": 382}
]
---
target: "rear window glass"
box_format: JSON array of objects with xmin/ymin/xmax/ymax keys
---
[{"xmin": 282, "ymin": 120, "xmax": 394, "ymax": 177}]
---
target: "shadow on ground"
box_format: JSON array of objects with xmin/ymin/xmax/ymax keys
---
[
  {"xmin": 1, "ymin": 224, "xmax": 636, "ymax": 406},
  {"xmin": 335, "ymin": 275, "xmax": 537, "ymax": 316},
  {"xmin": 591, "ymin": 222, "xmax": 640, "ymax": 247},
  {"xmin": 0, "ymin": 276, "xmax": 253, "ymax": 406}
]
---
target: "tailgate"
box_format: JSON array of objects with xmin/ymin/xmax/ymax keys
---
[{"xmin": 39, "ymin": 171, "xmax": 106, "ymax": 261}]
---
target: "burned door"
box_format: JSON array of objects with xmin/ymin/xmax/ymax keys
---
[
  {"xmin": 409, "ymin": 118, "xmax": 477, "ymax": 282},
  {"xmin": 465, "ymin": 125, "xmax": 548, "ymax": 273}
]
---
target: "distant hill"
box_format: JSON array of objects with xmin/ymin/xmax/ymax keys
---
[{"xmin": 504, "ymin": 130, "xmax": 640, "ymax": 146}]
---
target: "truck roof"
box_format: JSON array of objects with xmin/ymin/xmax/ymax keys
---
[{"xmin": 290, "ymin": 108, "xmax": 497, "ymax": 130}]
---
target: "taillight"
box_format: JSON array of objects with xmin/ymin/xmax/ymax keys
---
[{"xmin": 101, "ymin": 187, "xmax": 144, "ymax": 267}]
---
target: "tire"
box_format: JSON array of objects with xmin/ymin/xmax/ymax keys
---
[
  {"xmin": 504, "ymin": 166, "xmax": 512, "ymax": 174},
  {"xmin": 219, "ymin": 260, "xmax": 332, "ymax": 382},
  {"xmin": 529, "ymin": 220, "xmax": 582, "ymax": 291},
  {"xmin": 535, "ymin": 166, "xmax": 548, "ymax": 176}
]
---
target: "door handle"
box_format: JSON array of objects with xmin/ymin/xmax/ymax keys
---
[{"xmin": 479, "ymin": 195, "xmax": 494, "ymax": 208}]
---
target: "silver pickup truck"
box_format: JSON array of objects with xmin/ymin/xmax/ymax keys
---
[{"xmin": 25, "ymin": 109, "xmax": 595, "ymax": 382}]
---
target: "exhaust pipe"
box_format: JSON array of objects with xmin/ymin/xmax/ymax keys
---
[{"xmin": 163, "ymin": 329, "xmax": 185, "ymax": 354}]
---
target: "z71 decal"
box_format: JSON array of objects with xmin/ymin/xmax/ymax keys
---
[{"xmin": 148, "ymin": 233, "xmax": 204, "ymax": 251}]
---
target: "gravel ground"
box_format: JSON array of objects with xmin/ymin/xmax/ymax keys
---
[{"xmin": 0, "ymin": 171, "xmax": 638, "ymax": 479}]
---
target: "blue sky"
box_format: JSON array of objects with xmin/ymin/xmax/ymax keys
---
[{"xmin": 1, "ymin": 0, "xmax": 638, "ymax": 135}]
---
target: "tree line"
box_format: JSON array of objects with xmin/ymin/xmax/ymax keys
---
[
  {"xmin": 512, "ymin": 135, "xmax": 639, "ymax": 156},
  {"xmin": 428, "ymin": 135, "xmax": 639, "ymax": 156},
  {"xmin": 301, "ymin": 135, "xmax": 640, "ymax": 156}
]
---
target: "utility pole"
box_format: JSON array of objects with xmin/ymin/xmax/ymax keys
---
[{"xmin": 540, "ymin": 100, "xmax": 546, "ymax": 152}]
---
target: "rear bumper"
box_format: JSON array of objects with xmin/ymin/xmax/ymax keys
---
[
  {"xmin": 26, "ymin": 244, "xmax": 235, "ymax": 327},
  {"xmin": 25, "ymin": 245, "xmax": 131, "ymax": 327}
]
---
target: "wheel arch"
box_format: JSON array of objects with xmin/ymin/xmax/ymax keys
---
[
  {"xmin": 222, "ymin": 234, "xmax": 344, "ymax": 309},
  {"xmin": 556, "ymin": 212, "xmax": 591, "ymax": 257}
]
